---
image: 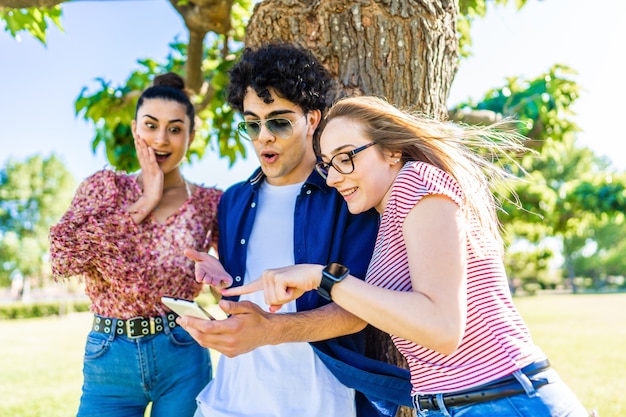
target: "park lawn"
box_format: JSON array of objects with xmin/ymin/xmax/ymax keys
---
[
  {"xmin": 0, "ymin": 293, "xmax": 624, "ymax": 417},
  {"xmin": 0, "ymin": 312, "xmax": 85, "ymax": 417},
  {"xmin": 514, "ymin": 292, "xmax": 626, "ymax": 417}
]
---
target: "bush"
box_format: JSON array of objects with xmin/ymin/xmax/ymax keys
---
[
  {"xmin": 0, "ymin": 300, "xmax": 91, "ymax": 320},
  {"xmin": 522, "ymin": 282, "xmax": 542, "ymax": 295}
]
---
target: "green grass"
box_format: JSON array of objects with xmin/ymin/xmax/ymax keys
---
[
  {"xmin": 0, "ymin": 293, "xmax": 624, "ymax": 416},
  {"xmin": 514, "ymin": 293, "xmax": 626, "ymax": 417},
  {"xmin": 0, "ymin": 313, "xmax": 85, "ymax": 417}
]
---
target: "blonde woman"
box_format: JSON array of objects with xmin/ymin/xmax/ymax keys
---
[{"xmin": 226, "ymin": 96, "xmax": 589, "ymax": 417}]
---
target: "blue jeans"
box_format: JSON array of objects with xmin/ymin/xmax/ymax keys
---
[
  {"xmin": 413, "ymin": 368, "xmax": 589, "ymax": 417},
  {"xmin": 77, "ymin": 323, "xmax": 211, "ymax": 417}
]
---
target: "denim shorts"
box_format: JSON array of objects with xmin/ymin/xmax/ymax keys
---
[
  {"xmin": 413, "ymin": 368, "xmax": 589, "ymax": 417},
  {"xmin": 77, "ymin": 323, "xmax": 211, "ymax": 417}
]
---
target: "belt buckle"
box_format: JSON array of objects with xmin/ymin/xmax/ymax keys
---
[
  {"xmin": 416, "ymin": 395, "xmax": 438, "ymax": 411},
  {"xmin": 126, "ymin": 317, "xmax": 146, "ymax": 339}
]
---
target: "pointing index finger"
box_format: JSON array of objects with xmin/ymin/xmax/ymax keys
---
[{"xmin": 221, "ymin": 278, "xmax": 264, "ymax": 297}]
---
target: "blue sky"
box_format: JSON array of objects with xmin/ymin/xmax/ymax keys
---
[{"xmin": 1, "ymin": 0, "xmax": 625, "ymax": 190}]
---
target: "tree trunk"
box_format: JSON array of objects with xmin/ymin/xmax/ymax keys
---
[
  {"xmin": 245, "ymin": 0, "xmax": 458, "ymax": 120},
  {"xmin": 245, "ymin": 2, "xmax": 459, "ymax": 415},
  {"xmin": 364, "ymin": 326, "xmax": 413, "ymax": 417}
]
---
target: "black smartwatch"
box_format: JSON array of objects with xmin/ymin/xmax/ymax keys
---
[{"xmin": 317, "ymin": 262, "xmax": 350, "ymax": 301}]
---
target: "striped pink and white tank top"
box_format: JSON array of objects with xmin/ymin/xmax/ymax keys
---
[{"xmin": 366, "ymin": 161, "xmax": 543, "ymax": 395}]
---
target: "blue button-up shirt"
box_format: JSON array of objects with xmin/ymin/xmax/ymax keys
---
[{"xmin": 217, "ymin": 167, "xmax": 412, "ymax": 416}]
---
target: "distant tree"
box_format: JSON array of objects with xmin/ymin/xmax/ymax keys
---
[
  {"xmin": 572, "ymin": 213, "xmax": 626, "ymax": 288},
  {"xmin": 504, "ymin": 244, "xmax": 555, "ymax": 294},
  {"xmin": 502, "ymin": 134, "xmax": 626, "ymax": 290},
  {"xmin": 0, "ymin": 154, "xmax": 75, "ymax": 289},
  {"xmin": 563, "ymin": 173, "xmax": 626, "ymax": 289}
]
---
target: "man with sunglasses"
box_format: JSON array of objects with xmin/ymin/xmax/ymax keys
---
[{"xmin": 179, "ymin": 42, "xmax": 411, "ymax": 417}]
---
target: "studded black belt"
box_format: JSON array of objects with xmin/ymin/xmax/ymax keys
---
[
  {"xmin": 91, "ymin": 313, "xmax": 178, "ymax": 339},
  {"xmin": 414, "ymin": 359, "xmax": 551, "ymax": 410}
]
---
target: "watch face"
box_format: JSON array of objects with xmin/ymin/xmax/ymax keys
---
[
  {"xmin": 325, "ymin": 262, "xmax": 349, "ymax": 278},
  {"xmin": 319, "ymin": 263, "xmax": 350, "ymax": 301}
]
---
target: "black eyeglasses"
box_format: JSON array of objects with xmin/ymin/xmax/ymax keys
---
[
  {"xmin": 237, "ymin": 114, "xmax": 305, "ymax": 141},
  {"xmin": 315, "ymin": 142, "xmax": 377, "ymax": 179}
]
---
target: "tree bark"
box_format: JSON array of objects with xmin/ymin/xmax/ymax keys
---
[
  {"xmin": 245, "ymin": 2, "xmax": 459, "ymax": 415},
  {"xmin": 245, "ymin": 0, "xmax": 458, "ymax": 120}
]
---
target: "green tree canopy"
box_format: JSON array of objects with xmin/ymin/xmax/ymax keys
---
[{"xmin": 0, "ymin": 154, "xmax": 75, "ymax": 286}]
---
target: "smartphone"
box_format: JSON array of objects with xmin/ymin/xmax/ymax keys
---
[{"xmin": 161, "ymin": 296, "xmax": 216, "ymax": 320}]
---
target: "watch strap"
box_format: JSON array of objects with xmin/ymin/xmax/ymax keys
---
[{"xmin": 318, "ymin": 276, "xmax": 334, "ymax": 301}]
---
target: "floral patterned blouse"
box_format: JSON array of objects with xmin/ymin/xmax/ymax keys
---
[{"xmin": 49, "ymin": 169, "xmax": 222, "ymax": 319}]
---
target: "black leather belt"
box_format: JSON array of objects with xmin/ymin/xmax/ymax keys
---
[
  {"xmin": 415, "ymin": 359, "xmax": 551, "ymax": 410},
  {"xmin": 92, "ymin": 313, "xmax": 178, "ymax": 339}
]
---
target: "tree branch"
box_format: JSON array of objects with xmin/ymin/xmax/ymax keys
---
[
  {"xmin": 186, "ymin": 28, "xmax": 207, "ymax": 94},
  {"xmin": 168, "ymin": 0, "xmax": 234, "ymax": 35},
  {"xmin": 0, "ymin": 0, "xmax": 63, "ymax": 7},
  {"xmin": 165, "ymin": 0, "xmax": 235, "ymax": 94},
  {"xmin": 447, "ymin": 108, "xmax": 502, "ymax": 125}
]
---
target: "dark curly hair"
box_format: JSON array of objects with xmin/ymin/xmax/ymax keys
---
[
  {"xmin": 227, "ymin": 43, "xmax": 335, "ymax": 115},
  {"xmin": 135, "ymin": 72, "xmax": 195, "ymax": 132}
]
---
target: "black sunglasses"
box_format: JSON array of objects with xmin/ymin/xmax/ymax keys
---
[
  {"xmin": 237, "ymin": 115, "xmax": 305, "ymax": 141},
  {"xmin": 315, "ymin": 142, "xmax": 377, "ymax": 179}
]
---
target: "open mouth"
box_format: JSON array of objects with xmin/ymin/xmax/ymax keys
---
[
  {"xmin": 261, "ymin": 151, "xmax": 279, "ymax": 163},
  {"xmin": 155, "ymin": 151, "xmax": 171, "ymax": 163}
]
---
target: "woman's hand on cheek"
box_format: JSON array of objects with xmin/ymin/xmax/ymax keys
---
[{"xmin": 134, "ymin": 135, "xmax": 163, "ymax": 202}]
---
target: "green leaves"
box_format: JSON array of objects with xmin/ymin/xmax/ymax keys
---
[
  {"xmin": 452, "ymin": 64, "xmax": 580, "ymax": 147},
  {"xmin": 0, "ymin": 6, "xmax": 62, "ymax": 44},
  {"xmin": 75, "ymin": 76, "xmax": 140, "ymax": 172}
]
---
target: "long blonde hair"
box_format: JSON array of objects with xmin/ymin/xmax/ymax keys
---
[{"xmin": 316, "ymin": 96, "xmax": 529, "ymax": 249}]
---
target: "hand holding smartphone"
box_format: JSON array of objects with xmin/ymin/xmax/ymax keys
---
[{"xmin": 161, "ymin": 296, "xmax": 216, "ymax": 320}]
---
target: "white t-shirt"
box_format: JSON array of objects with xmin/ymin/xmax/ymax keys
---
[{"xmin": 196, "ymin": 180, "xmax": 356, "ymax": 417}]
